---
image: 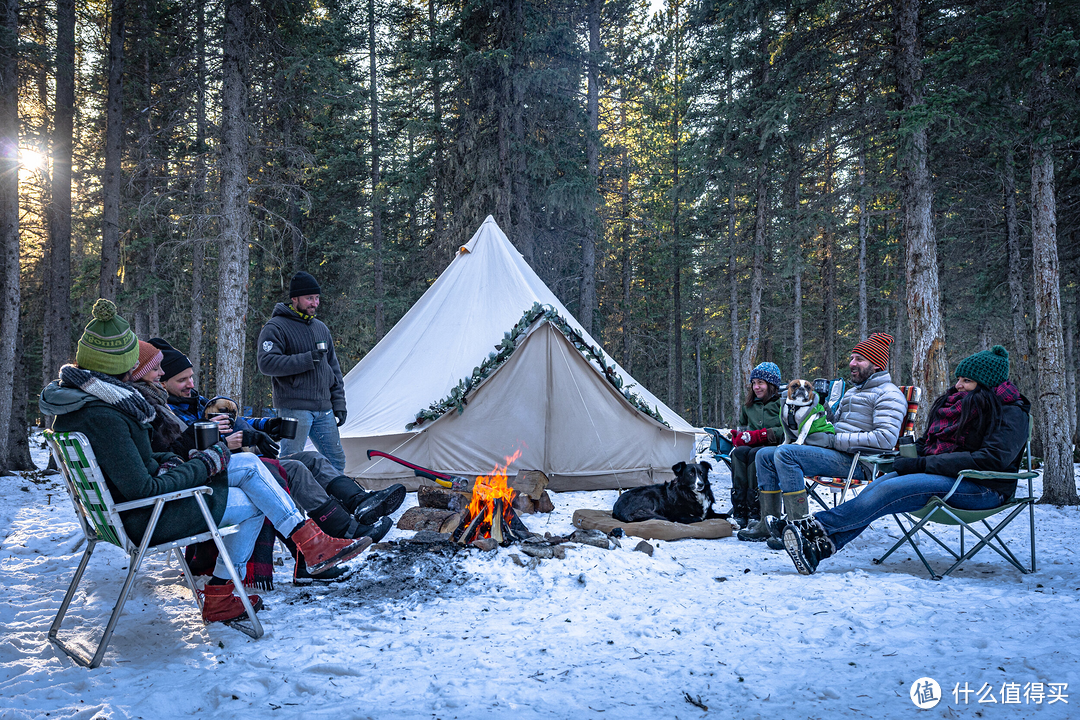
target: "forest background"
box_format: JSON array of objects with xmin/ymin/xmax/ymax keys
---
[{"xmin": 0, "ymin": 0, "xmax": 1078, "ymax": 501}]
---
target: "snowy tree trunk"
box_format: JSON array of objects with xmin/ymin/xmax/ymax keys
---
[
  {"xmin": 896, "ymin": 0, "xmax": 948, "ymax": 431},
  {"xmin": 216, "ymin": 0, "xmax": 252, "ymax": 404},
  {"xmin": 0, "ymin": 0, "xmax": 20, "ymax": 469}
]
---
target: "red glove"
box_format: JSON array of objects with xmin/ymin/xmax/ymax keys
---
[
  {"xmin": 732, "ymin": 430, "xmax": 747, "ymax": 447},
  {"xmin": 735, "ymin": 428, "xmax": 769, "ymax": 447}
]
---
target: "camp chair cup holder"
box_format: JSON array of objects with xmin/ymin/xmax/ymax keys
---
[{"xmin": 44, "ymin": 430, "xmax": 263, "ymax": 669}]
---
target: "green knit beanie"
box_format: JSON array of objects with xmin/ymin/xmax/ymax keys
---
[
  {"xmin": 955, "ymin": 345, "xmax": 1010, "ymax": 389},
  {"xmin": 75, "ymin": 298, "xmax": 139, "ymax": 375}
]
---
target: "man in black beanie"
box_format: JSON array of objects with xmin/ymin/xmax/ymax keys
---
[{"xmin": 256, "ymin": 271, "xmax": 349, "ymax": 473}]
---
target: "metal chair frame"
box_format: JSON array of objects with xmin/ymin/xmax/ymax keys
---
[{"xmin": 45, "ymin": 430, "xmax": 263, "ymax": 669}]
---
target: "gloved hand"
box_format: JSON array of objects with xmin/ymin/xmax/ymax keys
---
[
  {"xmin": 732, "ymin": 430, "xmax": 748, "ymax": 447},
  {"xmin": 261, "ymin": 417, "xmax": 283, "ymax": 439},
  {"xmin": 188, "ymin": 442, "xmax": 230, "ymax": 477},
  {"xmin": 243, "ymin": 429, "xmax": 280, "ymax": 459},
  {"xmin": 804, "ymin": 432, "xmax": 835, "ymax": 449},
  {"xmin": 335, "ymin": 410, "xmax": 347, "ymax": 427},
  {"xmin": 892, "ymin": 456, "xmax": 926, "ymax": 475},
  {"xmin": 312, "ymin": 346, "xmax": 327, "ymax": 366},
  {"xmin": 745, "ymin": 429, "xmax": 768, "ymax": 446}
]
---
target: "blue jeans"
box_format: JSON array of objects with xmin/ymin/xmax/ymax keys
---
[
  {"xmin": 755, "ymin": 445, "xmax": 867, "ymax": 494},
  {"xmin": 814, "ymin": 471, "xmax": 1005, "ymax": 550},
  {"xmin": 276, "ymin": 408, "xmax": 346, "ymax": 474},
  {"xmin": 214, "ymin": 452, "xmax": 306, "ymax": 580}
]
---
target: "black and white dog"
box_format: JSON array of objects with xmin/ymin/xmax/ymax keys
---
[{"xmin": 612, "ymin": 461, "xmax": 714, "ymax": 524}]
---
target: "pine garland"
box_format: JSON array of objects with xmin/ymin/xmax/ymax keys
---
[{"xmin": 406, "ymin": 303, "xmax": 670, "ymax": 430}]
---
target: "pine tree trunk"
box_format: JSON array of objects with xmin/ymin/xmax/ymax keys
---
[
  {"xmin": 217, "ymin": 0, "xmax": 252, "ymax": 404},
  {"xmin": 728, "ymin": 189, "xmax": 741, "ymax": 420},
  {"xmin": 369, "ymin": 0, "xmax": 384, "ymax": 339},
  {"xmin": 100, "ymin": 0, "xmax": 124, "ymax": 301},
  {"xmin": 0, "ymin": 0, "xmax": 20, "ymax": 470},
  {"xmin": 1029, "ymin": 0, "xmax": 1076, "ymax": 505},
  {"xmin": 896, "ymin": 0, "xmax": 948, "ymax": 430},
  {"xmin": 820, "ymin": 140, "xmax": 836, "ymax": 379},
  {"xmin": 188, "ymin": 0, "xmax": 208, "ymax": 386},
  {"xmin": 739, "ymin": 164, "xmax": 765, "ymax": 383},
  {"xmin": 1004, "ymin": 143, "xmax": 1033, "ymax": 397},
  {"xmin": 578, "ymin": 0, "xmax": 600, "ymax": 335},
  {"xmin": 857, "ymin": 150, "xmax": 868, "ymax": 341},
  {"xmin": 429, "ymin": 0, "xmax": 445, "ymax": 263},
  {"xmin": 620, "ymin": 84, "xmax": 632, "ymax": 372}
]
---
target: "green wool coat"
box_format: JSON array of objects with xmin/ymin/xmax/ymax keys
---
[
  {"xmin": 45, "ymin": 384, "xmax": 229, "ymax": 546},
  {"xmin": 737, "ymin": 393, "xmax": 784, "ymax": 445}
]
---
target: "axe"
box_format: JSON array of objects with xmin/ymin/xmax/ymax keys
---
[{"xmin": 366, "ymin": 450, "xmax": 470, "ymax": 491}]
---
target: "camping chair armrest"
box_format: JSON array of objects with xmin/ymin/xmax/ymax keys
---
[
  {"xmin": 957, "ymin": 470, "xmax": 1039, "ymax": 482},
  {"xmin": 936, "ymin": 476, "xmax": 965, "ymax": 503},
  {"xmin": 860, "ymin": 452, "xmax": 898, "ymax": 465},
  {"xmin": 112, "ymin": 486, "xmax": 214, "ymax": 512}
]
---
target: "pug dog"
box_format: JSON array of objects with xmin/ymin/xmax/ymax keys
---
[{"xmin": 780, "ymin": 379, "xmax": 834, "ymax": 445}]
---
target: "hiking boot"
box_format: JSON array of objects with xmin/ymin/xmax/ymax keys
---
[
  {"xmin": 766, "ymin": 489, "xmax": 810, "ymax": 549},
  {"xmin": 782, "ymin": 516, "xmax": 835, "ymax": 575},
  {"xmin": 293, "ymin": 560, "xmax": 353, "ymax": 586},
  {"xmin": 737, "ymin": 491, "xmax": 781, "ymax": 542},
  {"xmin": 290, "ymin": 519, "xmax": 372, "ymax": 575},
  {"xmin": 201, "ymin": 581, "xmax": 263, "ymax": 623}
]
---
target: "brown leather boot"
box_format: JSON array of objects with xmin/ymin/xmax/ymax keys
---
[
  {"xmin": 290, "ymin": 519, "xmax": 372, "ymax": 575},
  {"xmin": 201, "ymin": 581, "xmax": 262, "ymax": 623}
]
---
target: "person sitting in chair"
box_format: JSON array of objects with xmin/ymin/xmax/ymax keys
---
[
  {"xmin": 738, "ymin": 333, "xmax": 907, "ymax": 548},
  {"xmin": 40, "ymin": 300, "xmax": 373, "ymax": 623},
  {"xmin": 782, "ymin": 345, "xmax": 1030, "ymax": 574},
  {"xmin": 726, "ymin": 362, "xmax": 784, "ymax": 529}
]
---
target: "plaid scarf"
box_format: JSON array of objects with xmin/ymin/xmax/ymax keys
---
[
  {"xmin": 924, "ymin": 380, "xmax": 1022, "ymax": 455},
  {"xmin": 59, "ymin": 364, "xmax": 156, "ymax": 425}
]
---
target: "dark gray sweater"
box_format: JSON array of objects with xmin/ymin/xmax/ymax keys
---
[{"xmin": 256, "ymin": 302, "xmax": 346, "ymax": 413}]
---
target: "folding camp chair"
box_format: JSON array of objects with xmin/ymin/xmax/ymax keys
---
[
  {"xmin": 871, "ymin": 422, "xmax": 1037, "ymax": 580},
  {"xmin": 45, "ymin": 430, "xmax": 263, "ymax": 669},
  {"xmin": 701, "ymin": 427, "xmax": 734, "ymax": 473},
  {"xmin": 806, "ymin": 385, "xmax": 922, "ymax": 510}
]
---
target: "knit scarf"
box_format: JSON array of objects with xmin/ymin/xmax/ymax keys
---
[
  {"xmin": 59, "ymin": 364, "xmax": 156, "ymax": 425},
  {"xmin": 289, "ymin": 304, "xmax": 315, "ymax": 322},
  {"xmin": 133, "ymin": 380, "xmax": 186, "ymax": 451}
]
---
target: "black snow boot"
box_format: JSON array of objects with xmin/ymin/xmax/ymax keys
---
[
  {"xmin": 736, "ymin": 491, "xmax": 781, "ymax": 541},
  {"xmin": 326, "ymin": 476, "xmax": 407, "ymax": 526},
  {"xmin": 311, "ymin": 497, "xmax": 392, "ymax": 543},
  {"xmin": 782, "ymin": 516, "xmax": 835, "ymax": 575},
  {"xmin": 729, "ymin": 482, "xmax": 749, "ymax": 528}
]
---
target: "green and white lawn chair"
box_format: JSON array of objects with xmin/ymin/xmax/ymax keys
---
[
  {"xmin": 871, "ymin": 422, "xmax": 1037, "ymax": 581},
  {"xmin": 45, "ymin": 430, "xmax": 263, "ymax": 668}
]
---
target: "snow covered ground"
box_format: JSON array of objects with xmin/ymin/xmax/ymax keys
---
[{"xmin": 1, "ymin": 430, "xmax": 1079, "ymax": 720}]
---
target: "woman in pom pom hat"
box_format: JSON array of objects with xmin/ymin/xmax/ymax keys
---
[
  {"xmin": 782, "ymin": 345, "xmax": 1032, "ymax": 575},
  {"xmin": 40, "ymin": 299, "xmax": 373, "ymax": 623},
  {"xmin": 726, "ymin": 361, "xmax": 784, "ymax": 528}
]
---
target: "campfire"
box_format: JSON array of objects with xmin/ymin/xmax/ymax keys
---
[{"xmin": 451, "ymin": 451, "xmax": 531, "ymax": 546}]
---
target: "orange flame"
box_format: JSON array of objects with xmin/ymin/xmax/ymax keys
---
[{"xmin": 467, "ymin": 449, "xmax": 523, "ymax": 530}]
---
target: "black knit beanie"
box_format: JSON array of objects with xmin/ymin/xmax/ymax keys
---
[
  {"xmin": 289, "ymin": 271, "xmax": 321, "ymax": 298},
  {"xmin": 148, "ymin": 337, "xmax": 193, "ymax": 381}
]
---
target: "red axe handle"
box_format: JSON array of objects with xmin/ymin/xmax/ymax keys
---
[{"xmin": 366, "ymin": 449, "xmax": 464, "ymax": 488}]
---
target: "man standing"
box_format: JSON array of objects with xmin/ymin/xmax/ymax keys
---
[
  {"xmin": 737, "ymin": 332, "xmax": 907, "ymax": 546},
  {"xmin": 257, "ymin": 271, "xmax": 348, "ymax": 473}
]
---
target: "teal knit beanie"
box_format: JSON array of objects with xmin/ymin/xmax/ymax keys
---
[
  {"xmin": 75, "ymin": 299, "xmax": 139, "ymax": 376},
  {"xmin": 955, "ymin": 345, "xmax": 1010, "ymax": 389}
]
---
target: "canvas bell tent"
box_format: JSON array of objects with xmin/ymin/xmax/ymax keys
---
[{"xmin": 339, "ymin": 217, "xmax": 697, "ymax": 491}]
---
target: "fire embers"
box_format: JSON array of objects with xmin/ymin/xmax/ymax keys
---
[{"xmin": 451, "ymin": 451, "xmax": 531, "ymax": 546}]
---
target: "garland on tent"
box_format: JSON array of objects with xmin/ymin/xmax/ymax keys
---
[{"xmin": 406, "ymin": 302, "xmax": 671, "ymax": 430}]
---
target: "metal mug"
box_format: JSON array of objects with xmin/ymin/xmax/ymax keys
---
[
  {"xmin": 315, "ymin": 341, "xmax": 327, "ymax": 352},
  {"xmin": 194, "ymin": 421, "xmax": 220, "ymax": 451},
  {"xmin": 898, "ymin": 435, "xmax": 917, "ymax": 458},
  {"xmin": 279, "ymin": 417, "xmax": 299, "ymax": 440}
]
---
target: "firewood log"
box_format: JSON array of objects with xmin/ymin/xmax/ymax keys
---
[
  {"xmin": 417, "ymin": 485, "xmax": 472, "ymax": 512},
  {"xmin": 396, "ymin": 507, "xmax": 462, "ymax": 534},
  {"xmin": 511, "ymin": 469, "xmax": 549, "ymax": 500}
]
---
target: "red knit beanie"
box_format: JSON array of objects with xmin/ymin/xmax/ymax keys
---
[
  {"xmin": 851, "ymin": 333, "xmax": 893, "ymax": 371},
  {"xmin": 130, "ymin": 340, "xmax": 164, "ymax": 381}
]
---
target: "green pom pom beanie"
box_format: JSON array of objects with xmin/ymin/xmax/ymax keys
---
[
  {"xmin": 955, "ymin": 345, "xmax": 1010, "ymax": 389},
  {"xmin": 75, "ymin": 298, "xmax": 139, "ymax": 376}
]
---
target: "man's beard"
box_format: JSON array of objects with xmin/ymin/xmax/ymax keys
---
[{"xmin": 851, "ymin": 366, "xmax": 874, "ymax": 384}]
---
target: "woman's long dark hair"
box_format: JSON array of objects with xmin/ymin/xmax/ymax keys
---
[
  {"xmin": 927, "ymin": 383, "xmax": 1003, "ymax": 449},
  {"xmin": 745, "ymin": 382, "xmax": 780, "ymax": 407}
]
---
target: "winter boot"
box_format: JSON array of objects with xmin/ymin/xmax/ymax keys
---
[
  {"xmin": 326, "ymin": 477, "xmax": 407, "ymax": 526},
  {"xmin": 782, "ymin": 516, "xmax": 835, "ymax": 575},
  {"xmin": 729, "ymin": 479, "xmax": 748, "ymax": 528},
  {"xmin": 201, "ymin": 581, "xmax": 263, "ymax": 623},
  {"xmin": 746, "ymin": 463, "xmax": 761, "ymax": 523},
  {"xmin": 766, "ymin": 489, "xmax": 810, "ymax": 550},
  {"xmin": 736, "ymin": 490, "xmax": 781, "ymax": 541},
  {"xmin": 289, "ymin": 519, "xmax": 372, "ymax": 575},
  {"xmin": 293, "ymin": 560, "xmax": 353, "ymax": 586},
  {"xmin": 311, "ymin": 498, "xmax": 392, "ymax": 542}
]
